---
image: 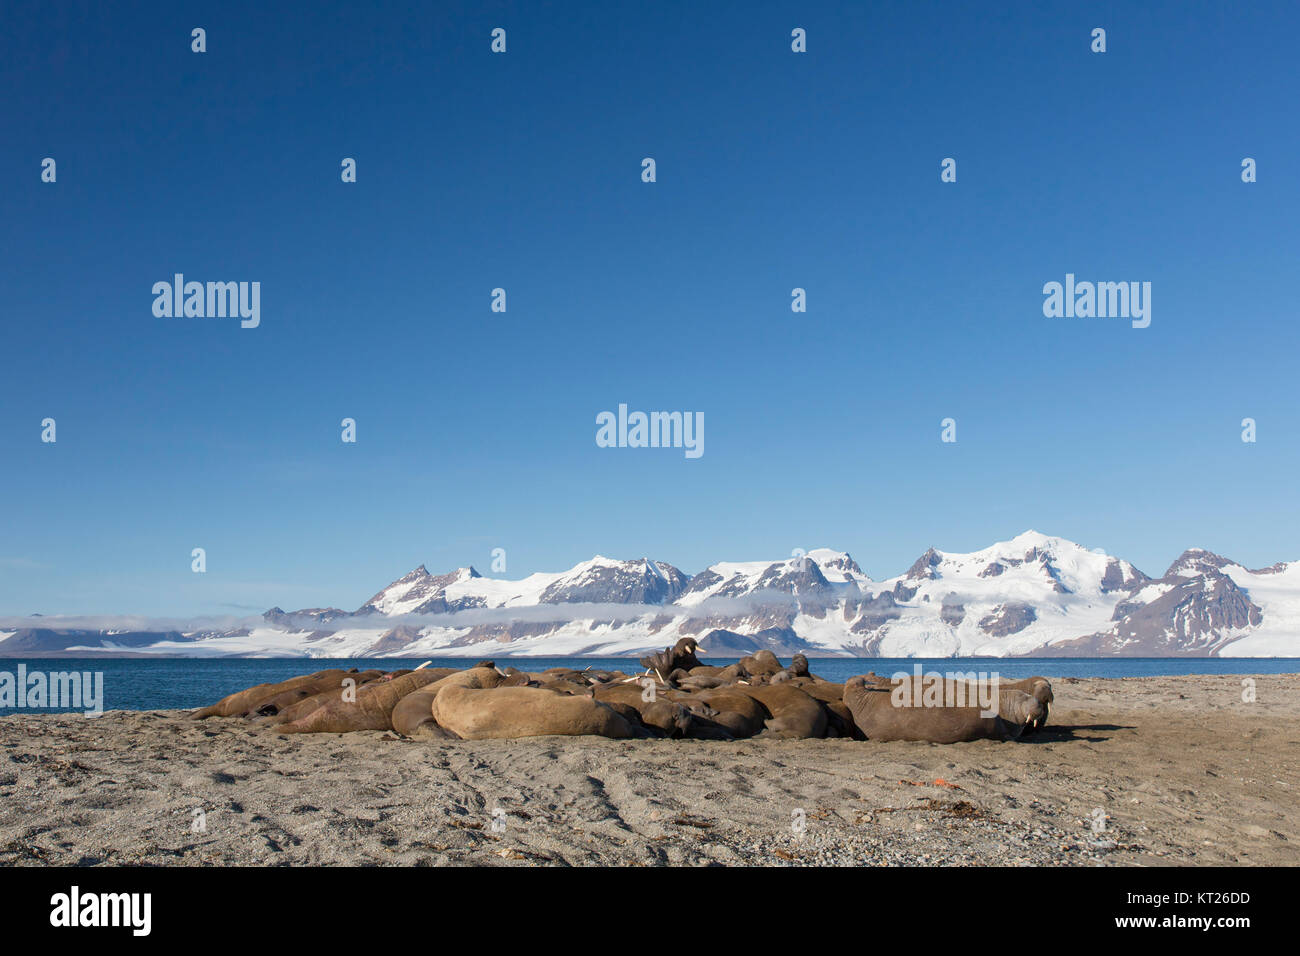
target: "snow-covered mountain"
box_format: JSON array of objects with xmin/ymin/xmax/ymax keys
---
[{"xmin": 4, "ymin": 532, "xmax": 1299, "ymax": 657}]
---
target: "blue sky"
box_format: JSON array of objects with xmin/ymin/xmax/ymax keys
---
[{"xmin": 2, "ymin": 0, "xmax": 1298, "ymax": 616}]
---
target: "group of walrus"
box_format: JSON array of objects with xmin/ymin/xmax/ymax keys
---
[{"xmin": 192, "ymin": 639, "xmax": 1054, "ymax": 744}]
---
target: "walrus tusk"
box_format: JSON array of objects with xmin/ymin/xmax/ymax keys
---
[
  {"xmin": 654, "ymin": 668, "xmax": 665, "ymax": 684},
  {"xmin": 415, "ymin": 661, "xmax": 432, "ymax": 671}
]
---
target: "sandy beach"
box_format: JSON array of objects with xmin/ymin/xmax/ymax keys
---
[{"xmin": 2, "ymin": 673, "xmax": 1296, "ymax": 866}]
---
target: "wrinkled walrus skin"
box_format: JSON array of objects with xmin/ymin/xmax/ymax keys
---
[
  {"xmin": 432, "ymin": 684, "xmax": 636, "ymax": 740},
  {"xmin": 915, "ymin": 675, "xmax": 1054, "ymax": 734},
  {"xmin": 253, "ymin": 670, "xmax": 386, "ymax": 717},
  {"xmin": 257, "ymin": 670, "xmax": 386, "ymax": 726},
  {"xmin": 273, "ymin": 670, "xmax": 448, "ymax": 734},
  {"xmin": 683, "ymin": 688, "xmax": 768, "ymax": 738},
  {"xmin": 842, "ymin": 676, "xmax": 1043, "ymax": 743},
  {"xmin": 730, "ymin": 684, "xmax": 829, "ymax": 739},
  {"xmin": 995, "ymin": 676, "xmax": 1053, "ymax": 732},
  {"xmin": 593, "ymin": 684, "xmax": 683, "ymax": 735},
  {"xmin": 190, "ymin": 669, "xmax": 355, "ymax": 719},
  {"xmin": 389, "ymin": 667, "xmax": 503, "ymax": 737}
]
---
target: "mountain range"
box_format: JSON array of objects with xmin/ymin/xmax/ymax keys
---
[{"xmin": 3, "ymin": 531, "xmax": 1298, "ymax": 657}]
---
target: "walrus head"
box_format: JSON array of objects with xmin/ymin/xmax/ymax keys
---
[
  {"xmin": 1025, "ymin": 678, "xmax": 1054, "ymax": 704},
  {"xmin": 1019, "ymin": 678, "xmax": 1053, "ymax": 734},
  {"xmin": 716, "ymin": 662, "xmax": 748, "ymax": 683},
  {"xmin": 671, "ymin": 638, "xmax": 704, "ymax": 671},
  {"xmin": 790, "ymin": 654, "xmax": 810, "ymax": 677},
  {"xmin": 1000, "ymin": 693, "xmax": 1046, "ymax": 739}
]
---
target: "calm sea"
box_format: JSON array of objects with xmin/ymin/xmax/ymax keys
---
[{"xmin": 1, "ymin": 656, "xmax": 1297, "ymax": 714}]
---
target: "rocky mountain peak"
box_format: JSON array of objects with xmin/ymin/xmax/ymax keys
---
[{"xmin": 1164, "ymin": 548, "xmax": 1233, "ymax": 579}]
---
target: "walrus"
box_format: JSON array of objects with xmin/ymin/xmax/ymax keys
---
[
  {"xmin": 251, "ymin": 669, "xmax": 385, "ymax": 717},
  {"xmin": 670, "ymin": 637, "xmax": 705, "ymax": 670},
  {"xmin": 787, "ymin": 680, "xmax": 862, "ymax": 739},
  {"xmin": 842, "ymin": 676, "xmax": 1043, "ymax": 743},
  {"xmin": 996, "ymin": 689, "xmax": 1045, "ymax": 731},
  {"xmin": 675, "ymin": 674, "xmax": 728, "ymax": 690},
  {"xmin": 389, "ymin": 666, "xmax": 505, "ymax": 737},
  {"xmin": 593, "ymin": 681, "xmax": 656, "ymax": 708},
  {"xmin": 903, "ymin": 674, "xmax": 1054, "ymax": 733},
  {"xmin": 257, "ymin": 670, "xmax": 388, "ymax": 726},
  {"xmin": 685, "ymin": 665, "xmax": 724, "ymax": 677},
  {"xmin": 270, "ymin": 670, "xmax": 449, "ymax": 734},
  {"xmin": 638, "ymin": 638, "xmax": 705, "ymax": 682},
  {"xmin": 639, "ymin": 699, "xmax": 697, "ymax": 737},
  {"xmin": 431, "ymin": 684, "xmax": 636, "ymax": 739},
  {"xmin": 593, "ymin": 682, "xmax": 706, "ymax": 737},
  {"xmin": 965, "ymin": 677, "xmax": 1053, "ymax": 732},
  {"xmin": 674, "ymin": 708, "xmax": 736, "ymax": 740},
  {"xmin": 820, "ymin": 698, "xmax": 859, "ymax": 738},
  {"xmin": 191, "ymin": 669, "xmax": 360, "ymax": 719},
  {"xmin": 770, "ymin": 653, "xmax": 817, "ymax": 684},
  {"xmin": 995, "ymin": 676, "xmax": 1053, "ymax": 732},
  {"xmin": 732, "ymin": 683, "xmax": 829, "ymax": 738},
  {"xmin": 684, "ymin": 688, "xmax": 768, "ymax": 738},
  {"xmin": 714, "ymin": 662, "xmax": 749, "ymax": 683},
  {"xmin": 737, "ymin": 650, "xmax": 784, "ymax": 679}
]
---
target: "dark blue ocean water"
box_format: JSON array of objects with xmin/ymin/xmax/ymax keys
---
[{"xmin": 1, "ymin": 656, "xmax": 1297, "ymax": 713}]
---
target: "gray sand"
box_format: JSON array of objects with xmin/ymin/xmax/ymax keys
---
[{"xmin": 2, "ymin": 674, "xmax": 1296, "ymax": 866}]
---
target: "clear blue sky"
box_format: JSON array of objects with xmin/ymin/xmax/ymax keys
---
[{"xmin": 2, "ymin": 0, "xmax": 1298, "ymax": 616}]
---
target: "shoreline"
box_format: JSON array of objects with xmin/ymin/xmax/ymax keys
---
[{"xmin": 3, "ymin": 674, "xmax": 1297, "ymax": 866}]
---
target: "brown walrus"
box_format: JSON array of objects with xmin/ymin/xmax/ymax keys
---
[
  {"xmin": 995, "ymin": 676, "xmax": 1053, "ymax": 732},
  {"xmin": 257, "ymin": 670, "xmax": 386, "ymax": 726},
  {"xmin": 714, "ymin": 662, "xmax": 749, "ymax": 683},
  {"xmin": 190, "ymin": 669, "xmax": 359, "ymax": 719},
  {"xmin": 842, "ymin": 675, "xmax": 1043, "ymax": 743},
  {"xmin": 251, "ymin": 669, "xmax": 386, "ymax": 717},
  {"xmin": 431, "ymin": 684, "xmax": 636, "ymax": 739},
  {"xmin": 685, "ymin": 664, "xmax": 725, "ymax": 677},
  {"xmin": 638, "ymin": 699, "xmax": 697, "ymax": 737},
  {"xmin": 787, "ymin": 680, "xmax": 862, "ymax": 739},
  {"xmin": 593, "ymin": 682, "xmax": 700, "ymax": 737},
  {"xmin": 737, "ymin": 650, "xmax": 784, "ymax": 679},
  {"xmin": 915, "ymin": 674, "xmax": 1054, "ymax": 734},
  {"xmin": 270, "ymin": 670, "xmax": 448, "ymax": 734},
  {"xmin": 638, "ymin": 638, "xmax": 705, "ymax": 681},
  {"xmin": 727, "ymin": 683, "xmax": 828, "ymax": 738},
  {"xmin": 388, "ymin": 666, "xmax": 505, "ymax": 737},
  {"xmin": 675, "ymin": 674, "xmax": 728, "ymax": 690},
  {"xmin": 683, "ymin": 688, "xmax": 768, "ymax": 738}
]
